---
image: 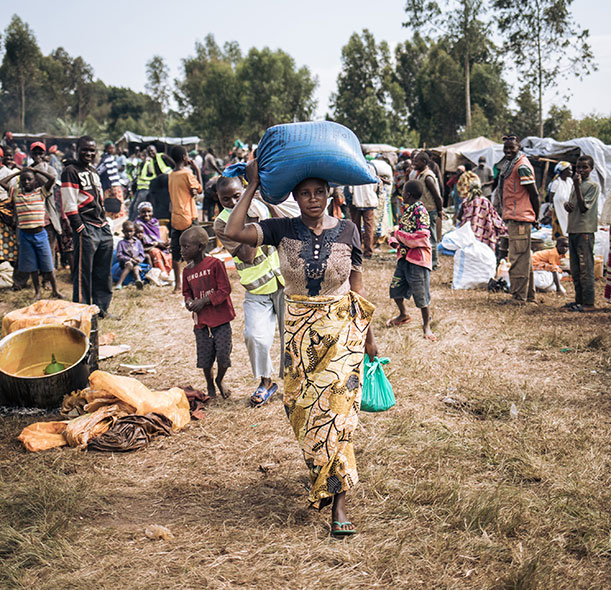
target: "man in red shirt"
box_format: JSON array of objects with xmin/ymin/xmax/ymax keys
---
[{"xmin": 497, "ymin": 135, "xmax": 540, "ymax": 302}]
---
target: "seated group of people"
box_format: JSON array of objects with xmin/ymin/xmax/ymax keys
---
[{"xmin": 112, "ymin": 202, "xmax": 172, "ymax": 289}]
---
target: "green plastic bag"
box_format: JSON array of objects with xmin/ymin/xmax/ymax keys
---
[{"xmin": 361, "ymin": 355, "xmax": 395, "ymax": 413}]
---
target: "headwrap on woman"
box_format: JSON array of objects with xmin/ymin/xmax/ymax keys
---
[
  {"xmin": 464, "ymin": 175, "xmax": 483, "ymax": 203},
  {"xmin": 547, "ymin": 161, "xmax": 571, "ymax": 193},
  {"xmin": 456, "ymin": 171, "xmax": 480, "ymax": 201},
  {"xmin": 136, "ymin": 202, "xmax": 162, "ymax": 245},
  {"xmin": 137, "ymin": 201, "xmax": 154, "ymax": 212}
]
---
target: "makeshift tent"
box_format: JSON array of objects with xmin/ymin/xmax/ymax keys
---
[
  {"xmin": 116, "ymin": 132, "xmax": 200, "ymax": 154},
  {"xmin": 520, "ymin": 136, "xmax": 611, "ymax": 193},
  {"xmin": 431, "ymin": 137, "xmax": 499, "ymax": 173},
  {"xmin": 2, "ymin": 133, "xmax": 80, "ymax": 153},
  {"xmin": 361, "ymin": 143, "xmax": 399, "ymax": 154},
  {"xmin": 361, "ymin": 143, "xmax": 400, "ymax": 166},
  {"xmin": 459, "ymin": 136, "xmax": 610, "ymax": 213}
]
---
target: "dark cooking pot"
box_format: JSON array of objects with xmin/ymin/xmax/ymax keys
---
[{"xmin": 0, "ymin": 325, "xmax": 90, "ymax": 408}]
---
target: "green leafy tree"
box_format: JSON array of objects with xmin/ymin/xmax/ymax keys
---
[
  {"xmin": 403, "ymin": 0, "xmax": 490, "ymax": 131},
  {"xmin": 492, "ymin": 0, "xmax": 596, "ymax": 137},
  {"xmin": 176, "ymin": 35, "xmax": 317, "ymax": 149},
  {"xmin": 145, "ymin": 55, "xmax": 170, "ymax": 135},
  {"xmin": 198, "ymin": 59, "xmax": 243, "ymax": 148},
  {"xmin": 394, "ymin": 33, "xmax": 429, "ymax": 133},
  {"xmin": 331, "ymin": 29, "xmax": 406, "ymax": 144},
  {"xmin": 543, "ymin": 105, "xmax": 572, "ymax": 138},
  {"xmin": 0, "ymin": 15, "xmax": 43, "ymax": 131},
  {"xmin": 469, "ymin": 62, "xmax": 509, "ymax": 134},
  {"xmin": 510, "ymin": 87, "xmax": 539, "ymax": 139},
  {"xmin": 40, "ymin": 48, "xmax": 95, "ymax": 133},
  {"xmin": 411, "ymin": 42, "xmax": 464, "ymax": 144},
  {"xmin": 238, "ymin": 47, "xmax": 317, "ymax": 142},
  {"xmin": 105, "ymin": 86, "xmax": 158, "ymax": 139},
  {"xmin": 175, "ymin": 35, "xmax": 243, "ymax": 147}
]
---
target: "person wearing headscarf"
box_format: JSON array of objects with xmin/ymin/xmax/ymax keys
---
[
  {"xmin": 548, "ymin": 161, "xmax": 572, "ymax": 239},
  {"xmin": 135, "ymin": 201, "xmax": 172, "ymax": 274},
  {"xmin": 457, "ymin": 176, "xmax": 507, "ymax": 250}
]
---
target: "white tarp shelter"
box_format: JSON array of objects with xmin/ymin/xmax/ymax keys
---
[
  {"xmin": 431, "ymin": 136, "xmax": 499, "ymax": 172},
  {"xmin": 460, "ymin": 136, "xmax": 610, "ymax": 212},
  {"xmin": 520, "ymin": 136, "xmax": 611, "ymax": 194}
]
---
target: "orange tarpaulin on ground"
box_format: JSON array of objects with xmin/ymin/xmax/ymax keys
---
[
  {"xmin": 2, "ymin": 300, "xmax": 99, "ymax": 337},
  {"xmin": 88, "ymin": 371, "xmax": 190, "ymax": 431},
  {"xmin": 18, "ymin": 371, "xmax": 191, "ymax": 452},
  {"xmin": 18, "ymin": 421, "xmax": 69, "ymax": 452}
]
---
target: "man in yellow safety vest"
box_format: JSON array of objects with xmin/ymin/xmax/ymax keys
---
[
  {"xmin": 130, "ymin": 144, "xmax": 173, "ymax": 219},
  {"xmin": 214, "ymin": 176, "xmax": 284, "ymax": 407}
]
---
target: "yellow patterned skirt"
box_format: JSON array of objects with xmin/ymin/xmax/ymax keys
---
[{"xmin": 283, "ymin": 291, "xmax": 375, "ymax": 508}]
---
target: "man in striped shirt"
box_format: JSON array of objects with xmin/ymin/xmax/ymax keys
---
[
  {"xmin": 61, "ymin": 136, "xmax": 115, "ymax": 317},
  {"xmin": 97, "ymin": 141, "xmax": 125, "ymax": 218}
]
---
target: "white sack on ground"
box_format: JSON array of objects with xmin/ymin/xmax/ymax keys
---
[{"xmin": 453, "ymin": 241, "xmax": 497, "ymax": 289}]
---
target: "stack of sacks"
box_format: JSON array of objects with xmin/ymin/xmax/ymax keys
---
[{"xmin": 18, "ymin": 370, "xmax": 190, "ymax": 452}]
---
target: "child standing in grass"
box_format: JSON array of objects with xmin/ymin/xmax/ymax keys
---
[
  {"xmin": 387, "ymin": 180, "xmax": 435, "ymax": 340},
  {"xmin": 0, "ymin": 167, "xmax": 64, "ymax": 299},
  {"xmin": 180, "ymin": 225, "xmax": 235, "ymax": 398},
  {"xmin": 564, "ymin": 155, "xmax": 599, "ymax": 312}
]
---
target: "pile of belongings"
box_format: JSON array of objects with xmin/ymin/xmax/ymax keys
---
[
  {"xmin": 2, "ymin": 300, "xmax": 99, "ymax": 337},
  {"xmin": 18, "ymin": 370, "xmax": 190, "ymax": 453}
]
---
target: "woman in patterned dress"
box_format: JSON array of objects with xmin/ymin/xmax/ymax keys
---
[{"xmin": 226, "ymin": 160, "xmax": 378, "ymax": 537}]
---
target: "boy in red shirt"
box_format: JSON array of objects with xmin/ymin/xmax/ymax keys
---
[{"xmin": 180, "ymin": 226, "xmax": 235, "ymax": 398}]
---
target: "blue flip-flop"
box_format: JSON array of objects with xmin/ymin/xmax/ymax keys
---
[{"xmin": 250, "ymin": 383, "xmax": 278, "ymax": 407}]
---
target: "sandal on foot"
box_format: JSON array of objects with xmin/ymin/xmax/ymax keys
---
[
  {"xmin": 567, "ymin": 303, "xmax": 584, "ymax": 312},
  {"xmin": 385, "ymin": 316, "xmax": 411, "ymax": 327},
  {"xmin": 331, "ymin": 521, "xmax": 357, "ymax": 537},
  {"xmin": 250, "ymin": 383, "xmax": 278, "ymax": 407}
]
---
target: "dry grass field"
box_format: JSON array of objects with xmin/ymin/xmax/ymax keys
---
[{"xmin": 1, "ymin": 253, "xmax": 610, "ymax": 590}]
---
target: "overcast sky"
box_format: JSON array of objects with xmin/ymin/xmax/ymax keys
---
[{"xmin": 2, "ymin": 0, "xmax": 609, "ymax": 121}]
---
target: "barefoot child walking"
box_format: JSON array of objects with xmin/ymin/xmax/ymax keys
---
[
  {"xmin": 387, "ymin": 180, "xmax": 436, "ymax": 340},
  {"xmin": 0, "ymin": 167, "xmax": 64, "ymax": 299},
  {"xmin": 180, "ymin": 226, "xmax": 235, "ymax": 398}
]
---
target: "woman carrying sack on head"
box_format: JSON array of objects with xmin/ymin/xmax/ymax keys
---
[{"xmin": 225, "ymin": 160, "xmax": 378, "ymax": 538}]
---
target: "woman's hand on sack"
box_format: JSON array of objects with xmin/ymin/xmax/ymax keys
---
[{"xmin": 245, "ymin": 159, "xmax": 260, "ymax": 187}]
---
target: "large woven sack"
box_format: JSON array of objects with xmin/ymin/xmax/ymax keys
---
[{"xmin": 223, "ymin": 121, "xmax": 378, "ymax": 204}]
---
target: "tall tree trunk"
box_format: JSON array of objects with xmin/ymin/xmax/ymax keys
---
[
  {"xmin": 20, "ymin": 76, "xmax": 26, "ymax": 132},
  {"xmin": 536, "ymin": 0, "xmax": 543, "ymax": 137},
  {"xmin": 465, "ymin": 49, "xmax": 471, "ymax": 131}
]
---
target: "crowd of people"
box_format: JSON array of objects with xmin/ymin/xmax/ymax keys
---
[{"xmin": 1, "ymin": 129, "xmax": 609, "ymax": 538}]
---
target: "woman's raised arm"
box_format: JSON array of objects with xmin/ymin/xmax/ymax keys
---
[{"xmin": 225, "ymin": 160, "xmax": 260, "ymax": 247}]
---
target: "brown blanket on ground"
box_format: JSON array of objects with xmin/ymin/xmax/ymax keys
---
[{"xmin": 87, "ymin": 412, "xmax": 173, "ymax": 452}]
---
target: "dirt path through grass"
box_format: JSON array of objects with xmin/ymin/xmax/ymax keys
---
[{"xmin": 1, "ymin": 255, "xmax": 609, "ymax": 589}]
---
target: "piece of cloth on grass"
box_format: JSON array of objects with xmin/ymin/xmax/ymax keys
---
[{"xmin": 88, "ymin": 412, "xmax": 173, "ymax": 452}]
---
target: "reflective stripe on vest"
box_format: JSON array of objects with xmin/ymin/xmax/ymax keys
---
[
  {"xmin": 218, "ymin": 208, "xmax": 284, "ymax": 295},
  {"xmin": 136, "ymin": 154, "xmax": 171, "ymax": 190}
]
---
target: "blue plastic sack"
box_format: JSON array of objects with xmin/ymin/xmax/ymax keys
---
[
  {"xmin": 361, "ymin": 355, "xmax": 395, "ymax": 413},
  {"xmin": 223, "ymin": 121, "xmax": 378, "ymax": 204}
]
